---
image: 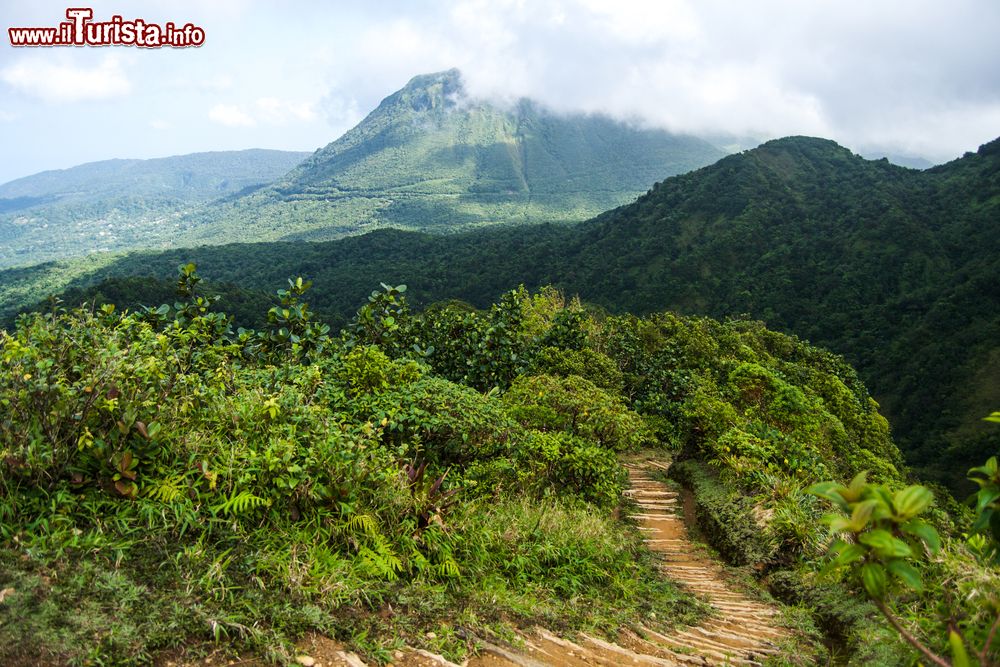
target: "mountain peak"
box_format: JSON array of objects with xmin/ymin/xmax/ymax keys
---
[
  {"xmin": 754, "ymin": 136, "xmax": 854, "ymax": 159},
  {"xmin": 402, "ymin": 68, "xmax": 463, "ymax": 92},
  {"xmin": 390, "ymin": 68, "xmax": 467, "ymax": 112}
]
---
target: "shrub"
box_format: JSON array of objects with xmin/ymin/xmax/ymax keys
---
[
  {"xmin": 504, "ymin": 374, "xmax": 654, "ymax": 452},
  {"xmin": 528, "ymin": 346, "xmax": 624, "ymax": 392}
]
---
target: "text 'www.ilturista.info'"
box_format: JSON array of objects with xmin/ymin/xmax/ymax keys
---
[{"xmin": 8, "ymin": 8, "xmax": 205, "ymax": 48}]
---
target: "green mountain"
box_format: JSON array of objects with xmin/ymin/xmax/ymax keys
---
[
  {"xmin": 0, "ymin": 70, "xmax": 724, "ymax": 269},
  {"xmin": 3, "ymin": 135, "xmax": 998, "ymax": 492},
  {"xmin": 0, "ymin": 149, "xmax": 310, "ymax": 267},
  {"xmin": 174, "ymin": 69, "xmax": 726, "ymax": 244}
]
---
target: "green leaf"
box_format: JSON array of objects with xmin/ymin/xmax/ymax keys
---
[
  {"xmin": 972, "ymin": 507, "xmax": 994, "ymax": 533},
  {"xmin": 975, "ymin": 487, "xmax": 1000, "ymax": 514},
  {"xmin": 983, "ymin": 413, "xmax": 1000, "ymax": 424},
  {"xmin": 867, "ymin": 486, "xmax": 895, "ymax": 520},
  {"xmin": 833, "ymin": 542, "xmax": 867, "ymax": 564},
  {"xmin": 828, "ymin": 515, "xmax": 855, "ymax": 533},
  {"xmin": 900, "ymin": 519, "xmax": 941, "ymax": 554},
  {"xmin": 844, "ymin": 471, "xmax": 868, "ymax": 502},
  {"xmin": 849, "ymin": 499, "xmax": 879, "ymax": 532},
  {"xmin": 969, "ymin": 456, "xmax": 999, "ymax": 481},
  {"xmin": 859, "ymin": 529, "xmax": 912, "ymax": 558},
  {"xmin": 885, "ymin": 559, "xmax": 923, "ymax": 591},
  {"xmin": 807, "ymin": 481, "xmax": 850, "ymax": 511},
  {"xmin": 822, "ymin": 542, "xmax": 866, "ymax": 577},
  {"xmin": 861, "ymin": 562, "xmax": 887, "ymax": 598},
  {"xmin": 893, "ymin": 485, "xmax": 933, "ymax": 519},
  {"xmin": 950, "ymin": 630, "xmax": 971, "ymax": 667}
]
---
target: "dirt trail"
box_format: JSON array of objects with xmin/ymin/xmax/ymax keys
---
[
  {"xmin": 163, "ymin": 459, "xmax": 791, "ymax": 667},
  {"xmin": 457, "ymin": 458, "xmax": 791, "ymax": 667}
]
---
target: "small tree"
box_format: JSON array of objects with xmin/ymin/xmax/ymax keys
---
[
  {"xmin": 251, "ymin": 276, "xmax": 330, "ymax": 361},
  {"xmin": 809, "ymin": 412, "xmax": 1000, "ymax": 667}
]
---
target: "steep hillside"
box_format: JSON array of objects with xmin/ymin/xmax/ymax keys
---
[
  {"xmin": 3, "ymin": 136, "xmax": 998, "ymax": 492},
  {"xmin": 177, "ymin": 69, "xmax": 726, "ymax": 243},
  {"xmin": 0, "ymin": 149, "xmax": 310, "ymax": 267}
]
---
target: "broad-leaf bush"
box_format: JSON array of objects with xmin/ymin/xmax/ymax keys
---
[
  {"xmin": 808, "ymin": 454, "xmax": 1000, "ymax": 667},
  {"xmin": 504, "ymin": 374, "xmax": 654, "ymax": 452}
]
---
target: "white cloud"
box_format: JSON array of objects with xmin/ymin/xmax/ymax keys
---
[
  {"xmin": 208, "ymin": 104, "xmax": 256, "ymax": 127},
  {"xmin": 0, "ymin": 54, "xmax": 131, "ymax": 102},
  {"xmin": 574, "ymin": 0, "xmax": 702, "ymax": 44},
  {"xmin": 321, "ymin": 93, "xmax": 363, "ymax": 129},
  {"xmin": 169, "ymin": 74, "xmax": 234, "ymax": 93},
  {"xmin": 852, "ymin": 101, "xmax": 1000, "ymax": 163},
  {"xmin": 254, "ymin": 97, "xmax": 317, "ymax": 124},
  {"xmin": 2, "ymin": 0, "xmax": 997, "ymax": 183},
  {"xmin": 207, "ymin": 97, "xmax": 318, "ymax": 128},
  {"xmin": 334, "ymin": 0, "xmax": 998, "ymax": 160},
  {"xmin": 149, "ymin": 118, "xmax": 171, "ymax": 130},
  {"xmin": 0, "ymin": 111, "xmax": 17, "ymax": 122}
]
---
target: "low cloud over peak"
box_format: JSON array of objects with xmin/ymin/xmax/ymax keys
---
[{"xmin": 0, "ymin": 0, "xmax": 997, "ymax": 182}]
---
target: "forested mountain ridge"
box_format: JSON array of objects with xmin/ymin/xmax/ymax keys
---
[
  {"xmin": 0, "ymin": 149, "xmax": 310, "ymax": 267},
  {"xmin": 2, "ymin": 135, "xmax": 998, "ymax": 492},
  {"xmin": 568, "ymin": 135, "xmax": 1000, "ymax": 486},
  {"xmin": 175, "ymin": 69, "xmax": 726, "ymax": 244}
]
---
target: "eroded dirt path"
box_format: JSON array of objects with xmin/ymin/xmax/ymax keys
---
[
  {"xmin": 459, "ymin": 458, "xmax": 792, "ymax": 666},
  {"xmin": 436, "ymin": 459, "xmax": 791, "ymax": 666},
  {"xmin": 162, "ymin": 459, "xmax": 792, "ymax": 667}
]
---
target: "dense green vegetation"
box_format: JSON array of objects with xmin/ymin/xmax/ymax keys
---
[
  {"xmin": 8, "ymin": 263, "xmax": 971, "ymax": 664},
  {"xmin": 6, "ymin": 134, "xmax": 996, "ymax": 495},
  {"xmin": 0, "ymin": 276, "xmax": 708, "ymax": 664},
  {"xmin": 0, "ymin": 149, "xmax": 311, "ymax": 267}
]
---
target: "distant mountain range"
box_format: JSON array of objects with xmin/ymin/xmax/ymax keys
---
[
  {"xmin": 0, "ymin": 69, "xmax": 726, "ymax": 268},
  {"xmin": 0, "ymin": 149, "xmax": 310, "ymax": 267},
  {"xmin": 5, "ymin": 135, "xmax": 994, "ymax": 494}
]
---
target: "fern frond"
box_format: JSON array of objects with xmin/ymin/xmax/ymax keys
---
[
  {"xmin": 344, "ymin": 513, "xmax": 378, "ymax": 537},
  {"xmin": 410, "ymin": 549, "xmax": 431, "ymax": 574},
  {"xmin": 357, "ymin": 543, "xmax": 402, "ymax": 581},
  {"xmin": 436, "ymin": 557, "xmax": 460, "ymax": 579},
  {"xmin": 211, "ymin": 490, "xmax": 267, "ymax": 516},
  {"xmin": 145, "ymin": 475, "xmax": 186, "ymax": 504}
]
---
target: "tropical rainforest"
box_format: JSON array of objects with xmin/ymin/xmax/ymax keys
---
[{"xmin": 1, "ymin": 69, "xmax": 998, "ymax": 667}]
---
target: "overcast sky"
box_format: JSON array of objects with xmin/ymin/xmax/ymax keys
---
[{"xmin": 1, "ymin": 0, "xmax": 998, "ymax": 184}]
